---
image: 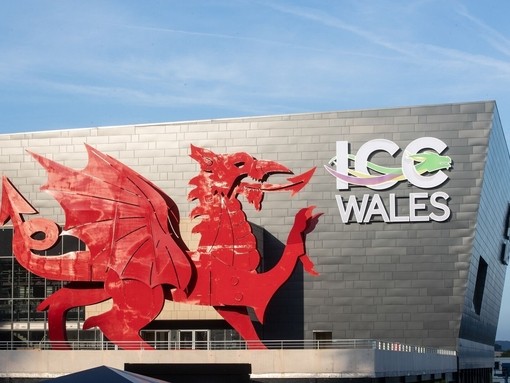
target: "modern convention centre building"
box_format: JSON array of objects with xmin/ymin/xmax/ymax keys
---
[{"xmin": 0, "ymin": 100, "xmax": 508, "ymax": 382}]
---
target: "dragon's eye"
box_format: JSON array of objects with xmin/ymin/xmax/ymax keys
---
[
  {"xmin": 200, "ymin": 157, "xmax": 215, "ymax": 172},
  {"xmin": 235, "ymin": 161, "xmax": 246, "ymax": 168}
]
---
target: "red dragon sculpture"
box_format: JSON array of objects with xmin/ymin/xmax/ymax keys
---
[{"xmin": 0, "ymin": 144, "xmax": 320, "ymax": 350}]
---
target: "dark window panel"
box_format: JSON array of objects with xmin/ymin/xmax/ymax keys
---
[
  {"xmin": 0, "ymin": 229, "xmax": 13, "ymax": 256},
  {"xmin": 0, "ymin": 258, "xmax": 12, "ymax": 299}
]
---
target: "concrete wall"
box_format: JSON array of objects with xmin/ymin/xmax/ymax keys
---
[{"xmin": 0, "ymin": 348, "xmax": 457, "ymax": 380}]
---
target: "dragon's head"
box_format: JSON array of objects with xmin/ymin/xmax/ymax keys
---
[
  {"xmin": 189, "ymin": 145, "xmax": 315, "ymax": 210},
  {"xmin": 408, "ymin": 151, "xmax": 452, "ymax": 173}
]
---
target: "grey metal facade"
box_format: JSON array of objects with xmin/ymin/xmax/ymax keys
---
[
  {"xmin": 458, "ymin": 109, "xmax": 510, "ymax": 368},
  {"xmin": 0, "ymin": 101, "xmax": 507, "ymax": 371}
]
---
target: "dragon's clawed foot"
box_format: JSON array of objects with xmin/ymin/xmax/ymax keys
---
[
  {"xmin": 292, "ymin": 206, "xmax": 323, "ymax": 235},
  {"xmin": 300, "ymin": 253, "xmax": 319, "ymax": 276}
]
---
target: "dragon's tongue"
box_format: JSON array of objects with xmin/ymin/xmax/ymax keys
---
[
  {"xmin": 241, "ymin": 167, "xmax": 315, "ymax": 209},
  {"xmin": 259, "ymin": 168, "xmax": 316, "ymax": 195}
]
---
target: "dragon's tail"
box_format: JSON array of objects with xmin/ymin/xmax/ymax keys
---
[{"xmin": 1, "ymin": 177, "xmax": 98, "ymax": 282}]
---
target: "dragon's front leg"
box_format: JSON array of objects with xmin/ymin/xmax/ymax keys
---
[{"xmin": 285, "ymin": 206, "xmax": 322, "ymax": 276}]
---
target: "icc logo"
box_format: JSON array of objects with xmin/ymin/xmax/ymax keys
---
[
  {"xmin": 325, "ymin": 137, "xmax": 453, "ymax": 224},
  {"xmin": 326, "ymin": 137, "xmax": 452, "ymax": 191}
]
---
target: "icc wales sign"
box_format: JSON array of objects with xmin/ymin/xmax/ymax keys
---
[{"xmin": 325, "ymin": 137, "xmax": 452, "ymax": 224}]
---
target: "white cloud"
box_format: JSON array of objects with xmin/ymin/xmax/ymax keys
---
[{"xmin": 455, "ymin": 4, "xmax": 510, "ymax": 58}]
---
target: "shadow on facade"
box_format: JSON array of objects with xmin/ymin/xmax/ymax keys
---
[{"xmin": 255, "ymin": 227, "xmax": 305, "ymax": 342}]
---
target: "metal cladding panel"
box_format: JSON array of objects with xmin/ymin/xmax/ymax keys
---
[
  {"xmin": 0, "ymin": 101, "xmax": 506, "ymax": 353},
  {"xmin": 458, "ymin": 108, "xmax": 510, "ymax": 368},
  {"xmin": 289, "ymin": 102, "xmax": 494, "ymax": 350}
]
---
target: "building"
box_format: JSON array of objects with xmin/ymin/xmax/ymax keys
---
[
  {"xmin": 494, "ymin": 356, "xmax": 510, "ymax": 383},
  {"xmin": 0, "ymin": 101, "xmax": 507, "ymax": 382}
]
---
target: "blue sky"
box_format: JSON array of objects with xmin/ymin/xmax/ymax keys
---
[{"xmin": 1, "ymin": 1, "xmax": 510, "ymax": 340}]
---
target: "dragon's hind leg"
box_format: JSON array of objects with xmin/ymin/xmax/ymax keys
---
[
  {"xmin": 215, "ymin": 306, "xmax": 266, "ymax": 349},
  {"xmin": 83, "ymin": 270, "xmax": 165, "ymax": 350},
  {"xmin": 37, "ymin": 282, "xmax": 109, "ymax": 349}
]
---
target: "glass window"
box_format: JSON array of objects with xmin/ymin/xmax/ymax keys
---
[
  {"xmin": 473, "ymin": 256, "xmax": 488, "ymax": 315},
  {"xmin": 0, "ymin": 257, "xmax": 12, "ymax": 299},
  {"xmin": 179, "ymin": 330, "xmax": 193, "ymax": 349},
  {"xmin": 31, "ymin": 274, "xmax": 46, "ymax": 299},
  {"xmin": 29, "ymin": 299, "xmax": 46, "ymax": 321},
  {"xmin": 12, "ymin": 299, "xmax": 29, "ymax": 321},
  {"xmin": 66, "ymin": 307, "xmax": 84, "ymax": 321},
  {"xmin": 0, "ymin": 229, "xmax": 13, "ymax": 256},
  {"xmin": 12, "ymin": 263, "xmax": 29, "ymax": 299},
  {"xmin": 0, "ymin": 299, "xmax": 11, "ymax": 322},
  {"xmin": 195, "ymin": 330, "xmax": 209, "ymax": 350},
  {"xmin": 178, "ymin": 330, "xmax": 210, "ymax": 350},
  {"xmin": 12, "ymin": 331, "xmax": 28, "ymax": 348}
]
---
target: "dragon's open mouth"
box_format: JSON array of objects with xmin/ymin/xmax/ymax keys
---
[{"xmin": 242, "ymin": 168, "xmax": 316, "ymax": 196}]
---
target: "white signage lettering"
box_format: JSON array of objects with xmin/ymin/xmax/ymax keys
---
[
  {"xmin": 335, "ymin": 192, "xmax": 451, "ymax": 224},
  {"xmin": 327, "ymin": 137, "xmax": 452, "ymax": 224}
]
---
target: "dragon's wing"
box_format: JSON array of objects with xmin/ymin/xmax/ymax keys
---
[{"xmin": 29, "ymin": 144, "xmax": 192, "ymax": 289}]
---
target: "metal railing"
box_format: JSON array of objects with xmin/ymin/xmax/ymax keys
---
[{"xmin": 0, "ymin": 339, "xmax": 456, "ymax": 355}]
